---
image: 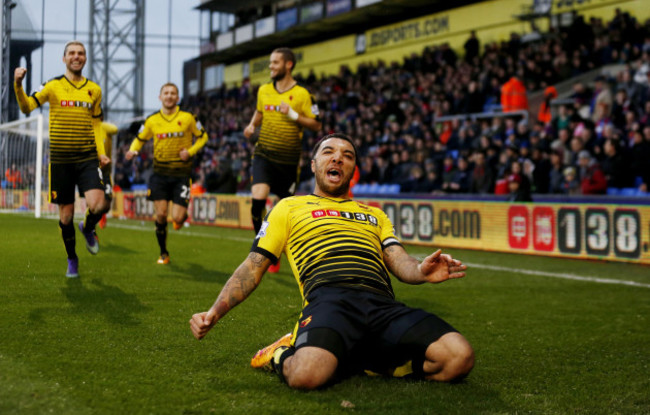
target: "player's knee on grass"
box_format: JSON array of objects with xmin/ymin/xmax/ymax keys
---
[{"xmin": 284, "ymin": 346, "xmax": 338, "ymax": 390}]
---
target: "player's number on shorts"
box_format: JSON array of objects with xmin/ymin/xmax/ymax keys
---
[{"xmin": 180, "ymin": 185, "xmax": 190, "ymax": 200}]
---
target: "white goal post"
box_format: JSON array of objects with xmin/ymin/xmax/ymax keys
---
[{"xmin": 0, "ymin": 114, "xmax": 49, "ymax": 218}]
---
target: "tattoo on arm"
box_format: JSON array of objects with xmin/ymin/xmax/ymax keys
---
[
  {"xmin": 247, "ymin": 252, "xmax": 265, "ymax": 268},
  {"xmin": 213, "ymin": 253, "xmax": 265, "ymax": 318}
]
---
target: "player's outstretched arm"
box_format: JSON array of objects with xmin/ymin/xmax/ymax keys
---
[
  {"xmin": 14, "ymin": 68, "xmax": 39, "ymax": 114},
  {"xmin": 384, "ymin": 245, "xmax": 466, "ymax": 285},
  {"xmin": 189, "ymin": 252, "xmax": 271, "ymax": 340}
]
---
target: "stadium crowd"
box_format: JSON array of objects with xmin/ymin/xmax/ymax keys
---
[{"xmin": 109, "ymin": 9, "xmax": 650, "ymax": 199}]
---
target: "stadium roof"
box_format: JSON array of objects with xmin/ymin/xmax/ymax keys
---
[{"xmin": 196, "ymin": 0, "xmax": 479, "ymax": 64}]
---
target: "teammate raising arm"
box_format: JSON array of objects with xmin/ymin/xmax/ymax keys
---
[{"xmin": 14, "ymin": 41, "xmax": 110, "ymax": 278}]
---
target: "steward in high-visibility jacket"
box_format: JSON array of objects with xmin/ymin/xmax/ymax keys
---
[
  {"xmin": 537, "ymin": 86, "xmax": 558, "ymax": 124},
  {"xmin": 501, "ymin": 76, "xmax": 528, "ymax": 112}
]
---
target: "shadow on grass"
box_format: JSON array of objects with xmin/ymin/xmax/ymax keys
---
[
  {"xmin": 166, "ymin": 261, "xmax": 232, "ymax": 283},
  {"xmin": 99, "ymin": 241, "xmax": 139, "ymax": 255},
  {"xmin": 50, "ymin": 278, "xmax": 151, "ymax": 326}
]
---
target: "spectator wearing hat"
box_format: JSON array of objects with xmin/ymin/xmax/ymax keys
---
[
  {"xmin": 577, "ymin": 150, "xmax": 607, "ymax": 194},
  {"xmin": 506, "ymin": 173, "xmax": 532, "ymax": 202}
]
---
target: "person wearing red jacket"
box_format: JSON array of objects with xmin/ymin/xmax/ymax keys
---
[{"xmin": 577, "ymin": 150, "xmax": 607, "ymax": 194}]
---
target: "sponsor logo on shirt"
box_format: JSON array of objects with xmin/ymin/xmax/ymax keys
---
[
  {"xmin": 311, "ymin": 209, "xmax": 377, "ymax": 226},
  {"xmin": 156, "ymin": 132, "xmax": 185, "ymax": 139},
  {"xmin": 60, "ymin": 100, "xmax": 92, "ymax": 109}
]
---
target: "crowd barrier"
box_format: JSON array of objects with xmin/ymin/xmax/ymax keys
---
[
  {"xmin": 109, "ymin": 191, "xmax": 650, "ymax": 265},
  {"xmin": 2, "ymin": 188, "xmax": 647, "ymax": 265}
]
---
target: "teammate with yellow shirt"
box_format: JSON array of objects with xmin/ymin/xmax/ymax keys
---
[
  {"xmin": 125, "ymin": 83, "xmax": 207, "ymax": 264},
  {"xmin": 14, "ymin": 40, "xmax": 110, "ymax": 278},
  {"xmin": 243, "ymin": 47, "xmax": 321, "ymax": 272}
]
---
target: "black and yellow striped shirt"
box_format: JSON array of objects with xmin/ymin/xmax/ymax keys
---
[
  {"xmin": 255, "ymin": 82, "xmax": 319, "ymax": 165},
  {"xmin": 252, "ymin": 194, "xmax": 401, "ymax": 300},
  {"xmin": 15, "ymin": 75, "xmax": 103, "ymax": 163},
  {"xmin": 129, "ymin": 107, "xmax": 207, "ymax": 177}
]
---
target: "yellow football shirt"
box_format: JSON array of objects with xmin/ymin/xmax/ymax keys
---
[
  {"xmin": 129, "ymin": 107, "xmax": 207, "ymax": 177},
  {"xmin": 255, "ymin": 82, "xmax": 319, "ymax": 165},
  {"xmin": 15, "ymin": 75, "xmax": 103, "ymax": 163},
  {"xmin": 252, "ymin": 194, "xmax": 401, "ymax": 300}
]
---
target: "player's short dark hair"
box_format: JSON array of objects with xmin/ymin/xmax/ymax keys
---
[
  {"xmin": 312, "ymin": 133, "xmax": 359, "ymax": 165},
  {"xmin": 272, "ymin": 47, "xmax": 296, "ymax": 71}
]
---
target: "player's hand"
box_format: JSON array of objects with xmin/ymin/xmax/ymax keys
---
[
  {"xmin": 125, "ymin": 150, "xmax": 137, "ymax": 161},
  {"xmin": 279, "ymin": 101, "xmax": 290, "ymax": 115},
  {"xmin": 244, "ymin": 124, "xmax": 256, "ymax": 139},
  {"xmin": 14, "ymin": 67, "xmax": 27, "ymax": 85},
  {"xmin": 418, "ymin": 249, "xmax": 467, "ymax": 284},
  {"xmin": 189, "ymin": 308, "xmax": 218, "ymax": 340},
  {"xmin": 279, "ymin": 101, "xmax": 299, "ymax": 121},
  {"xmin": 179, "ymin": 148, "xmax": 190, "ymax": 161},
  {"xmin": 99, "ymin": 154, "xmax": 111, "ymax": 167}
]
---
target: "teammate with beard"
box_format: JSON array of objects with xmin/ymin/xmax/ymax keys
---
[
  {"xmin": 190, "ymin": 133, "xmax": 474, "ymax": 389},
  {"xmin": 14, "ymin": 40, "xmax": 109, "ymax": 278},
  {"xmin": 243, "ymin": 47, "xmax": 321, "ymax": 273}
]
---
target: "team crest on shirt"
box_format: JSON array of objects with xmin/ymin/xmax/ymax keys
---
[
  {"xmin": 178, "ymin": 121, "xmax": 182, "ymax": 126},
  {"xmin": 300, "ymin": 315, "xmax": 312, "ymax": 328}
]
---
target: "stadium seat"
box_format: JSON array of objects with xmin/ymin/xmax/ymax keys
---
[
  {"xmin": 385, "ymin": 184, "xmax": 400, "ymax": 194},
  {"xmin": 634, "ymin": 176, "xmax": 644, "ymax": 187},
  {"xmin": 131, "ymin": 184, "xmax": 148, "ymax": 191},
  {"xmin": 353, "ymin": 183, "xmax": 369, "ymax": 194},
  {"xmin": 619, "ymin": 188, "xmax": 637, "ymax": 196},
  {"xmin": 606, "ymin": 187, "xmax": 620, "ymax": 195}
]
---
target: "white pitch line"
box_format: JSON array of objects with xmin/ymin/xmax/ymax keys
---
[
  {"xmin": 98, "ymin": 221, "xmax": 255, "ymax": 243},
  {"xmin": 465, "ymin": 262, "xmax": 650, "ymax": 288},
  {"xmin": 106, "ymin": 221, "xmax": 650, "ymax": 289}
]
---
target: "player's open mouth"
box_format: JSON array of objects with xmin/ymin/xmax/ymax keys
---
[{"xmin": 327, "ymin": 168, "xmax": 341, "ymax": 182}]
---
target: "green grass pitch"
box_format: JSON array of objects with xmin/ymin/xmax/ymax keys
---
[{"xmin": 1, "ymin": 213, "xmax": 648, "ymax": 414}]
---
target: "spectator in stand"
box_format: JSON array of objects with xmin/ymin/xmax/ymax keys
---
[
  {"xmin": 4, "ymin": 163, "xmax": 21, "ymax": 189},
  {"xmin": 530, "ymin": 147, "xmax": 551, "ymax": 194},
  {"xmin": 577, "ymin": 150, "xmax": 607, "ymax": 194},
  {"xmin": 590, "ymin": 75, "xmax": 613, "ymax": 122},
  {"xmin": 446, "ymin": 157, "xmax": 470, "ymax": 193},
  {"xmin": 548, "ymin": 151, "xmax": 565, "ymax": 194},
  {"xmin": 464, "ymin": 30, "xmax": 480, "ymax": 63},
  {"xmin": 500, "ymin": 73, "xmax": 528, "ymax": 113},
  {"xmin": 510, "ymin": 160, "xmax": 531, "ymax": 197},
  {"xmin": 537, "ymin": 86, "xmax": 558, "ymax": 125},
  {"xmin": 570, "ymin": 81, "xmax": 592, "ymax": 117},
  {"xmin": 506, "ymin": 174, "xmax": 532, "ymax": 202},
  {"xmin": 469, "ymin": 151, "xmax": 494, "ymax": 194},
  {"xmin": 629, "ymin": 129, "xmax": 650, "ymax": 190},
  {"xmin": 601, "ymin": 138, "xmax": 633, "ymax": 189},
  {"xmin": 561, "ymin": 166, "xmax": 581, "ymax": 195}
]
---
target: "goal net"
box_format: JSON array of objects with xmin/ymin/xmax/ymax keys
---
[{"xmin": 0, "ymin": 114, "xmax": 55, "ymax": 218}]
